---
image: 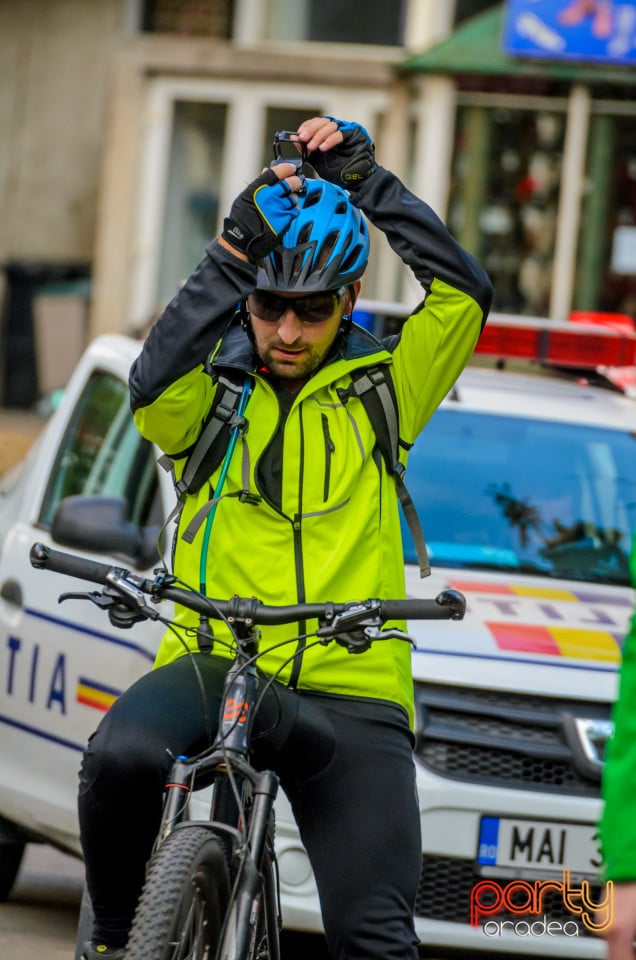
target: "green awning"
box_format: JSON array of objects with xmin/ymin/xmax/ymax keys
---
[{"xmin": 401, "ymin": 3, "xmax": 636, "ymax": 85}]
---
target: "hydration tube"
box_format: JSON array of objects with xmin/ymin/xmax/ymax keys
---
[{"xmin": 199, "ymin": 378, "xmax": 253, "ymax": 594}]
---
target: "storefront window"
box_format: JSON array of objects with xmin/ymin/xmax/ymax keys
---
[
  {"xmin": 576, "ymin": 111, "xmax": 636, "ymax": 321},
  {"xmin": 449, "ymin": 104, "xmax": 565, "ymax": 315},
  {"xmin": 454, "ymin": 0, "xmax": 496, "ymax": 26}
]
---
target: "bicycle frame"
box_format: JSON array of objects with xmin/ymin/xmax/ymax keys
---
[{"xmin": 155, "ymin": 618, "xmax": 283, "ymax": 960}]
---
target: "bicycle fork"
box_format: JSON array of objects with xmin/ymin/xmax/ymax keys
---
[{"xmin": 219, "ymin": 768, "xmax": 281, "ymax": 960}]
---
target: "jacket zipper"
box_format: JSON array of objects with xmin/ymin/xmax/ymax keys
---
[
  {"xmin": 289, "ymin": 405, "xmax": 307, "ymax": 689},
  {"xmin": 321, "ymin": 413, "xmax": 335, "ymax": 502},
  {"xmin": 245, "ymin": 383, "xmax": 307, "ymax": 689},
  {"xmin": 250, "ymin": 376, "xmax": 287, "ymax": 514}
]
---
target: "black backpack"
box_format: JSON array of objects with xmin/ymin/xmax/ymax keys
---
[{"xmin": 159, "ymin": 365, "xmax": 430, "ymax": 577}]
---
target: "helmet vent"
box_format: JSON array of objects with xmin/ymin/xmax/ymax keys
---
[
  {"xmin": 303, "ymin": 188, "xmax": 322, "ymax": 208},
  {"xmin": 340, "ymin": 243, "xmax": 363, "ymax": 274},
  {"xmin": 335, "ymin": 200, "xmax": 348, "ymax": 214},
  {"xmin": 315, "ymin": 231, "xmax": 339, "ymax": 270},
  {"xmin": 298, "ymin": 223, "xmax": 313, "ymax": 246},
  {"xmin": 271, "ymin": 249, "xmax": 284, "ymax": 274},
  {"xmin": 291, "ymin": 251, "xmax": 306, "ymax": 282}
]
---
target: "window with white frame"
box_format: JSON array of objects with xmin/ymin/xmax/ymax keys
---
[{"xmin": 130, "ymin": 79, "xmax": 391, "ymax": 329}]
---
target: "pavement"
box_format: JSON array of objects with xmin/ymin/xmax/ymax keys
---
[
  {"xmin": 0, "ymin": 843, "xmax": 331, "ymax": 960},
  {"xmin": 0, "ymin": 844, "xmax": 84, "ymax": 960},
  {"xmin": 0, "ymin": 411, "xmax": 72, "ymax": 960}
]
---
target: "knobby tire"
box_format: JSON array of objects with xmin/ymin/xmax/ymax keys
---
[{"xmin": 125, "ymin": 825, "xmax": 231, "ymax": 960}]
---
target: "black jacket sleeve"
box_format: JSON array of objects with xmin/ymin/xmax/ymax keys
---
[
  {"xmin": 129, "ymin": 240, "xmax": 257, "ymax": 411},
  {"xmin": 352, "ymin": 167, "xmax": 493, "ymax": 320}
]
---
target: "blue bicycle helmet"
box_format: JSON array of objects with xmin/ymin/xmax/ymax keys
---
[{"xmin": 256, "ymin": 179, "xmax": 369, "ymax": 293}]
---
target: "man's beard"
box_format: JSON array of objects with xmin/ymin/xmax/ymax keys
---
[{"xmin": 260, "ymin": 341, "xmax": 326, "ymax": 381}]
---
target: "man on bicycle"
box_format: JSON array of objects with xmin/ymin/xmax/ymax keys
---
[{"xmin": 79, "ymin": 115, "xmax": 493, "ymax": 960}]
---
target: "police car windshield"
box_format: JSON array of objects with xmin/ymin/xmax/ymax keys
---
[{"xmin": 402, "ymin": 410, "xmax": 635, "ymax": 587}]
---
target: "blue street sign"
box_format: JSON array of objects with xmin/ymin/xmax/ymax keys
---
[{"xmin": 503, "ymin": 0, "xmax": 636, "ymax": 65}]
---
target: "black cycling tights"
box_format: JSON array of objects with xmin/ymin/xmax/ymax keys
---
[{"xmin": 78, "ymin": 654, "xmax": 421, "ymax": 960}]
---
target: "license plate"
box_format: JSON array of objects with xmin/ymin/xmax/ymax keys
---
[{"xmin": 478, "ymin": 816, "xmax": 601, "ymax": 875}]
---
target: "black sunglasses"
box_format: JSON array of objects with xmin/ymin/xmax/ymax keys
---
[{"xmin": 248, "ymin": 288, "xmax": 345, "ymax": 325}]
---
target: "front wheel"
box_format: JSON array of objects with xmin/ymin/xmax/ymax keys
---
[{"xmin": 125, "ymin": 825, "xmax": 231, "ymax": 960}]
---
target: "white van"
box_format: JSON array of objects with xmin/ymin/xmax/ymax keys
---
[{"xmin": 0, "ymin": 310, "xmax": 634, "ymax": 957}]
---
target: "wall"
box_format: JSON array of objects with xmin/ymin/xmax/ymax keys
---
[
  {"xmin": 0, "ymin": 0, "xmax": 455, "ymax": 355},
  {"xmin": 0, "ymin": 0, "xmax": 124, "ymax": 264},
  {"xmin": 0, "ymin": 0, "xmax": 125, "ymax": 405}
]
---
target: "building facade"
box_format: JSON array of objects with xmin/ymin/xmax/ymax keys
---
[{"xmin": 2, "ymin": 1, "xmax": 635, "ymax": 405}]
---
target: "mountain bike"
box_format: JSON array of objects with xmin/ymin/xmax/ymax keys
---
[{"xmin": 30, "ymin": 541, "xmax": 466, "ymax": 960}]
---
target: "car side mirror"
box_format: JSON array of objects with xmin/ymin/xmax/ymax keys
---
[{"xmin": 50, "ymin": 495, "xmax": 160, "ymax": 570}]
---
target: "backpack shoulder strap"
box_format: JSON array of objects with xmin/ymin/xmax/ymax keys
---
[
  {"xmin": 156, "ymin": 371, "xmax": 255, "ymax": 563},
  {"xmin": 159, "ymin": 372, "xmax": 250, "ymax": 498},
  {"xmin": 344, "ymin": 365, "xmax": 431, "ymax": 578}
]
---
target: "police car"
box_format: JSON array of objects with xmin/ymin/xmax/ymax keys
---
[{"xmin": 0, "ymin": 308, "xmax": 634, "ymax": 958}]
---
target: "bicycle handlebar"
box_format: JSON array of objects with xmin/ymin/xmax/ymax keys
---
[
  {"xmin": 31, "ymin": 544, "xmax": 114, "ymax": 584},
  {"xmin": 29, "ymin": 542, "xmax": 466, "ymax": 623}
]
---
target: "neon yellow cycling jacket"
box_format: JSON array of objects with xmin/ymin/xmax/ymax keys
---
[{"xmin": 130, "ymin": 168, "xmax": 493, "ymax": 726}]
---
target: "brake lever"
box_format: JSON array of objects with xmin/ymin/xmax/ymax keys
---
[
  {"xmin": 316, "ymin": 600, "xmax": 417, "ymax": 654},
  {"xmin": 363, "ymin": 626, "xmax": 416, "ymax": 648},
  {"xmin": 332, "ymin": 625, "xmax": 416, "ymax": 655},
  {"xmin": 58, "ymin": 571, "xmax": 161, "ymax": 629},
  {"xmin": 59, "ymin": 590, "xmax": 114, "ymax": 609},
  {"xmin": 58, "ymin": 587, "xmax": 149, "ymax": 628}
]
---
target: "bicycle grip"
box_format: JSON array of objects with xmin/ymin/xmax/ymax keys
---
[
  {"xmin": 381, "ymin": 591, "xmax": 466, "ymax": 621},
  {"xmin": 30, "ymin": 542, "xmax": 113, "ymax": 585}
]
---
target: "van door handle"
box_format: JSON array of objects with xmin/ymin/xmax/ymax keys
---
[{"xmin": 0, "ymin": 579, "xmax": 23, "ymax": 607}]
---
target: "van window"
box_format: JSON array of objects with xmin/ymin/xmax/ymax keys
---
[{"xmin": 39, "ymin": 371, "xmax": 159, "ymax": 530}]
